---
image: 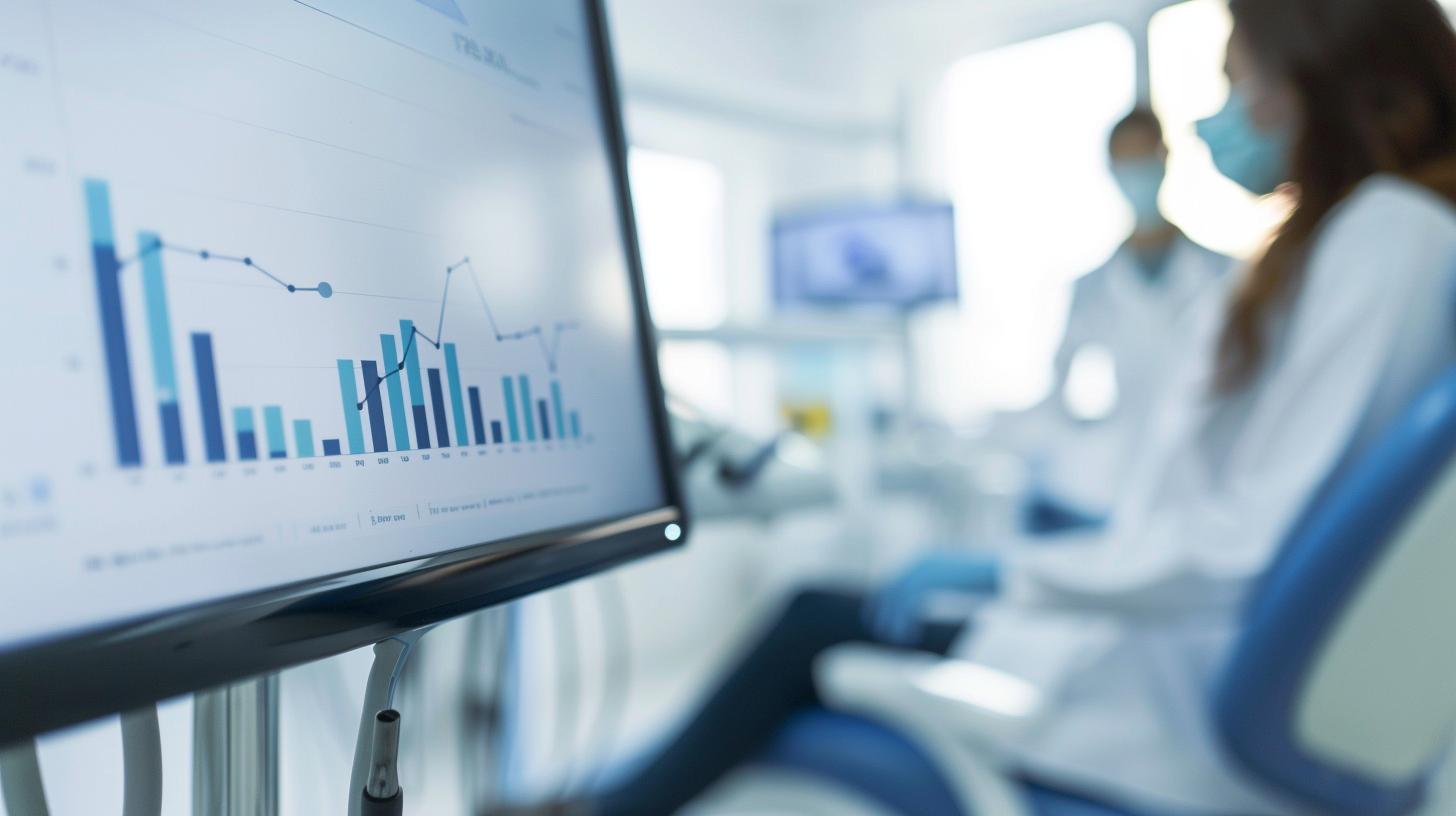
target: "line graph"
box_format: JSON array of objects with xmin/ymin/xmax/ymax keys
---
[
  {"xmin": 118, "ymin": 241, "xmax": 579, "ymax": 382},
  {"xmin": 85, "ymin": 177, "xmax": 590, "ymax": 468},
  {"xmin": 121, "ymin": 238, "xmax": 335, "ymax": 298},
  {"xmin": 358, "ymin": 257, "xmax": 580, "ymax": 411}
]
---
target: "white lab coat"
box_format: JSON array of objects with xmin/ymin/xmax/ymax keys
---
[
  {"xmin": 1028, "ymin": 236, "xmax": 1231, "ymax": 510},
  {"xmin": 1055, "ymin": 235, "xmax": 1231, "ymax": 420},
  {"xmin": 957, "ymin": 176, "xmax": 1456, "ymax": 814}
]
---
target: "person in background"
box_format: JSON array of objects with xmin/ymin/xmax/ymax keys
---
[
  {"xmin": 496, "ymin": 0, "xmax": 1456, "ymax": 812},
  {"xmin": 1059, "ymin": 106, "xmax": 1231, "ymax": 419},
  {"xmin": 1020, "ymin": 107, "xmax": 1232, "ymax": 529}
]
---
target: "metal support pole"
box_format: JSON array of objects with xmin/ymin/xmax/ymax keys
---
[
  {"xmin": 0, "ymin": 739, "xmax": 49, "ymax": 816},
  {"xmin": 193, "ymin": 676, "xmax": 279, "ymax": 816}
]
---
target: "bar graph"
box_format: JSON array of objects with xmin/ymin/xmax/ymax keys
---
[
  {"xmin": 380, "ymin": 335, "xmax": 411, "ymax": 452},
  {"xmin": 502, "ymin": 377, "xmax": 521, "ymax": 443},
  {"xmin": 85, "ymin": 180, "xmax": 142, "ymax": 467},
  {"xmin": 468, "ymin": 387, "xmax": 486, "ymax": 446},
  {"xmin": 234, "ymin": 407, "xmax": 258, "ymax": 462},
  {"xmin": 401, "ymin": 319, "xmax": 432, "ymax": 451},
  {"xmin": 139, "ymin": 230, "xmax": 185, "ymax": 465},
  {"xmin": 360, "ymin": 361, "xmax": 390, "ymax": 454},
  {"xmin": 81, "ymin": 178, "xmax": 594, "ymax": 471},
  {"xmin": 264, "ymin": 407, "xmax": 287, "ymax": 460},
  {"xmin": 192, "ymin": 333, "xmax": 227, "ymax": 464},
  {"xmin": 294, "ymin": 420, "xmax": 316, "ymax": 459}
]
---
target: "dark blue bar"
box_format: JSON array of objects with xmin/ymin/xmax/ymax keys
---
[
  {"xmin": 191, "ymin": 333, "xmax": 227, "ymax": 463},
  {"xmin": 85, "ymin": 180, "xmax": 141, "ymax": 467},
  {"xmin": 491, "ymin": 420, "xmax": 504, "ymax": 445},
  {"xmin": 400, "ymin": 320, "xmax": 432, "ymax": 448},
  {"xmin": 322, "ymin": 439, "xmax": 342, "ymax": 457},
  {"xmin": 427, "ymin": 368, "xmax": 451, "ymax": 447},
  {"xmin": 538, "ymin": 400, "xmax": 552, "ymax": 441},
  {"xmin": 160, "ymin": 402, "xmax": 185, "ymax": 465},
  {"xmin": 411, "ymin": 404, "xmax": 432, "ymax": 449},
  {"xmin": 238, "ymin": 431, "xmax": 258, "ymax": 461},
  {"xmin": 361, "ymin": 361, "xmax": 390, "ymax": 453},
  {"xmin": 468, "ymin": 386, "xmax": 486, "ymax": 446}
]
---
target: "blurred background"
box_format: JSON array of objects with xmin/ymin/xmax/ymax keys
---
[{"xmin": 16, "ymin": 2, "xmax": 1456, "ymax": 814}]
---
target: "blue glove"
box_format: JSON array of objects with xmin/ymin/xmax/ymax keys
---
[{"xmin": 868, "ymin": 551, "xmax": 1001, "ymax": 646}]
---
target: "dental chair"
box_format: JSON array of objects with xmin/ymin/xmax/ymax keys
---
[{"xmin": 711, "ymin": 366, "xmax": 1456, "ymax": 816}]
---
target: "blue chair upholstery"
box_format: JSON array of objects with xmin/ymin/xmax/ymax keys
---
[
  {"xmin": 754, "ymin": 709, "xmax": 1148, "ymax": 816},
  {"xmin": 1216, "ymin": 366, "xmax": 1456, "ymax": 816},
  {"xmin": 1020, "ymin": 489, "xmax": 1108, "ymax": 536},
  {"xmin": 756, "ymin": 709, "xmax": 963, "ymax": 816},
  {"xmin": 756, "ymin": 368, "xmax": 1456, "ymax": 816}
]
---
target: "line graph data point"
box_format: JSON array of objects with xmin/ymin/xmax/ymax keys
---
[
  {"xmin": 287, "ymin": 285, "xmax": 296, "ymax": 293},
  {"xmin": 243, "ymin": 257, "xmax": 253, "ymax": 266},
  {"xmin": 200, "ymin": 250, "xmax": 210, "ymax": 260},
  {"xmin": 317, "ymin": 282, "xmax": 333, "ymax": 298}
]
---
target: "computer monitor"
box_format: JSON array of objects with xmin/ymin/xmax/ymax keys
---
[
  {"xmin": 773, "ymin": 201, "xmax": 960, "ymax": 310},
  {"xmin": 0, "ymin": 0, "xmax": 683, "ymax": 742}
]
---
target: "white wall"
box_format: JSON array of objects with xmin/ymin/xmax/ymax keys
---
[{"xmin": 607, "ymin": 0, "xmax": 904, "ymax": 322}]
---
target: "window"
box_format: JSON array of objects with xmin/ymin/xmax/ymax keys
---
[
  {"xmin": 627, "ymin": 148, "xmax": 728, "ymax": 329},
  {"xmin": 1149, "ymin": 0, "xmax": 1288, "ymax": 257},
  {"xmin": 942, "ymin": 23, "xmax": 1137, "ymax": 414},
  {"xmin": 657, "ymin": 340, "xmax": 736, "ymax": 418},
  {"xmin": 627, "ymin": 148, "xmax": 737, "ymax": 415}
]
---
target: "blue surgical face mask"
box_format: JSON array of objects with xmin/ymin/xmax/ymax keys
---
[
  {"xmin": 1111, "ymin": 158, "xmax": 1167, "ymax": 231},
  {"xmin": 1196, "ymin": 86, "xmax": 1291, "ymax": 196}
]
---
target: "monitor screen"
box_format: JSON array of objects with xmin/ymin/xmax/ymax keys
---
[
  {"xmin": 773, "ymin": 202, "xmax": 960, "ymax": 309},
  {"xmin": 0, "ymin": 0, "xmax": 680, "ymax": 738}
]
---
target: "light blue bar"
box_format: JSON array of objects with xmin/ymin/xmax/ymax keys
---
[
  {"xmin": 550, "ymin": 380, "xmax": 566, "ymax": 440},
  {"xmin": 501, "ymin": 377, "xmax": 521, "ymax": 442},
  {"xmin": 400, "ymin": 320, "xmax": 425, "ymax": 407},
  {"xmin": 518, "ymin": 375, "xmax": 536, "ymax": 441},
  {"xmin": 232, "ymin": 406, "xmax": 255, "ymax": 433},
  {"xmin": 84, "ymin": 179, "xmax": 115, "ymax": 247},
  {"xmin": 380, "ymin": 334, "xmax": 411, "ymax": 450},
  {"xmin": 337, "ymin": 360, "xmax": 366, "ymax": 454},
  {"xmin": 263, "ymin": 406, "xmax": 287, "ymax": 457},
  {"xmin": 293, "ymin": 419, "xmax": 316, "ymax": 458},
  {"xmin": 137, "ymin": 231, "xmax": 179, "ymax": 402},
  {"xmin": 444, "ymin": 343, "xmax": 469, "ymax": 449},
  {"xmin": 570, "ymin": 411, "xmax": 581, "ymax": 439}
]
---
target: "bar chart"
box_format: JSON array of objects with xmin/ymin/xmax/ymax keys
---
[
  {"xmin": 84, "ymin": 178, "xmax": 592, "ymax": 471},
  {"xmin": 2, "ymin": 0, "xmax": 674, "ymax": 653}
]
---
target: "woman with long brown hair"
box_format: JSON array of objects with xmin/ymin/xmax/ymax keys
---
[{"xmin": 496, "ymin": 0, "xmax": 1456, "ymax": 813}]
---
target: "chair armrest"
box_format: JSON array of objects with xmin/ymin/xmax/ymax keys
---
[{"xmin": 813, "ymin": 644, "xmax": 1047, "ymax": 816}]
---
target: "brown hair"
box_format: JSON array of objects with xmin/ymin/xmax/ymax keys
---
[
  {"xmin": 1110, "ymin": 106, "xmax": 1165, "ymax": 150},
  {"xmin": 1217, "ymin": 0, "xmax": 1456, "ymax": 391}
]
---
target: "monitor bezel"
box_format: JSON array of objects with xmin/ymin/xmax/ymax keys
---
[
  {"xmin": 0, "ymin": 0, "xmax": 686, "ymax": 747},
  {"xmin": 771, "ymin": 199, "xmax": 961, "ymax": 310}
]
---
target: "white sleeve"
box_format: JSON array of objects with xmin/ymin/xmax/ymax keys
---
[
  {"xmin": 1005, "ymin": 186, "xmax": 1426, "ymax": 615},
  {"xmin": 1051, "ymin": 277, "xmax": 1098, "ymax": 396}
]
